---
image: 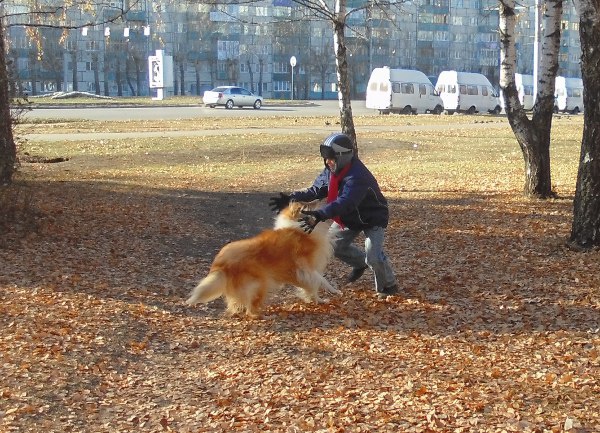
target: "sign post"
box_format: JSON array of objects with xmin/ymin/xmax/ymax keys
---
[
  {"xmin": 148, "ymin": 50, "xmax": 173, "ymax": 100},
  {"xmin": 148, "ymin": 50, "xmax": 164, "ymax": 100}
]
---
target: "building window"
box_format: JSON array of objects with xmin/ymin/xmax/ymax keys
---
[
  {"xmin": 434, "ymin": 14, "xmax": 448, "ymax": 24},
  {"xmin": 273, "ymin": 81, "xmax": 290, "ymax": 91},
  {"xmin": 218, "ymin": 40, "xmax": 240, "ymax": 60},
  {"xmin": 453, "ymin": 33, "xmax": 467, "ymax": 42},
  {"xmin": 273, "ymin": 6, "xmax": 291, "ymax": 17},
  {"xmin": 273, "ymin": 62, "xmax": 289, "ymax": 73},
  {"xmin": 255, "ymin": 6, "xmax": 268, "ymax": 16},
  {"xmin": 418, "ymin": 30, "xmax": 434, "ymax": 41},
  {"xmin": 434, "ymin": 31, "xmax": 448, "ymax": 41}
]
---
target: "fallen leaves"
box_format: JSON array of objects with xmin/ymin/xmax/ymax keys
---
[{"xmin": 2, "ymin": 116, "xmax": 599, "ymax": 431}]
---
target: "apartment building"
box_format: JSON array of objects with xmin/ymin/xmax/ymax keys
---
[{"xmin": 2, "ymin": 0, "xmax": 581, "ymax": 99}]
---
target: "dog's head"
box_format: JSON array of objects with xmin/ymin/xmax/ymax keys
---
[{"xmin": 274, "ymin": 200, "xmax": 324, "ymax": 230}]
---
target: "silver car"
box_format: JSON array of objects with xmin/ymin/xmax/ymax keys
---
[{"xmin": 202, "ymin": 86, "xmax": 263, "ymax": 109}]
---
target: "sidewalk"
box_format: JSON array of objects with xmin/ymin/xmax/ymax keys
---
[{"xmin": 23, "ymin": 122, "xmax": 510, "ymax": 142}]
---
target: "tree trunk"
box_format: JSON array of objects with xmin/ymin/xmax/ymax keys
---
[
  {"xmin": 248, "ymin": 60, "xmax": 254, "ymax": 93},
  {"xmin": 126, "ymin": 56, "xmax": 136, "ymax": 96},
  {"xmin": 116, "ymin": 58, "xmax": 123, "ymax": 96},
  {"xmin": 71, "ymin": 50, "xmax": 78, "ymax": 91},
  {"xmin": 258, "ymin": 59, "xmax": 264, "ymax": 96},
  {"xmin": 195, "ymin": 61, "xmax": 200, "ymax": 96},
  {"xmin": 332, "ymin": 0, "xmax": 357, "ymax": 152},
  {"xmin": 570, "ymin": 1, "xmax": 600, "ymax": 248},
  {"xmin": 93, "ymin": 53, "xmax": 100, "ymax": 95},
  {"xmin": 135, "ymin": 58, "xmax": 142, "ymax": 96},
  {"xmin": 103, "ymin": 55, "xmax": 110, "ymax": 96},
  {"xmin": 0, "ymin": 21, "xmax": 16, "ymax": 184},
  {"xmin": 179, "ymin": 61, "xmax": 185, "ymax": 96},
  {"xmin": 499, "ymin": 0, "xmax": 562, "ymax": 198}
]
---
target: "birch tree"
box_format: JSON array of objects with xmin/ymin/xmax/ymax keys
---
[
  {"xmin": 291, "ymin": 0, "xmax": 402, "ymax": 151},
  {"xmin": 569, "ymin": 0, "xmax": 600, "ymax": 248},
  {"xmin": 498, "ymin": 0, "xmax": 563, "ymax": 198},
  {"xmin": 291, "ymin": 0, "xmax": 357, "ymax": 149}
]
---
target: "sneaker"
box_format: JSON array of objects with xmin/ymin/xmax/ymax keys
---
[
  {"xmin": 347, "ymin": 265, "xmax": 368, "ymax": 283},
  {"xmin": 376, "ymin": 284, "xmax": 399, "ymax": 299}
]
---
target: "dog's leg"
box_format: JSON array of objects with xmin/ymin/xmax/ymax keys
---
[
  {"xmin": 296, "ymin": 269, "xmax": 331, "ymax": 303},
  {"xmin": 246, "ymin": 284, "xmax": 269, "ymax": 318},
  {"xmin": 224, "ymin": 279, "xmax": 268, "ymax": 319},
  {"xmin": 319, "ymin": 275, "xmax": 341, "ymax": 295},
  {"xmin": 293, "ymin": 286, "xmax": 317, "ymax": 303}
]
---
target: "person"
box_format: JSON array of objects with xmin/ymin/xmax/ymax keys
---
[{"xmin": 269, "ymin": 132, "xmax": 398, "ymax": 299}]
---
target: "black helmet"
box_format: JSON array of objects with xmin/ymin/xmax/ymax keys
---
[{"xmin": 320, "ymin": 133, "xmax": 355, "ymax": 174}]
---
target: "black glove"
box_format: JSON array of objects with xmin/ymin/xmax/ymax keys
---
[
  {"xmin": 299, "ymin": 210, "xmax": 325, "ymax": 234},
  {"xmin": 268, "ymin": 192, "xmax": 291, "ymax": 213}
]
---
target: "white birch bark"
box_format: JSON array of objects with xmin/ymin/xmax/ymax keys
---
[
  {"xmin": 498, "ymin": 0, "xmax": 562, "ymax": 197},
  {"xmin": 537, "ymin": 0, "xmax": 563, "ymax": 110},
  {"xmin": 498, "ymin": 0, "xmax": 520, "ymax": 112}
]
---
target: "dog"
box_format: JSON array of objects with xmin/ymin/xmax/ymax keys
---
[{"xmin": 186, "ymin": 200, "xmax": 340, "ymax": 317}]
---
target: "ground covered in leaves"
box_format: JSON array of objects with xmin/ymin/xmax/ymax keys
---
[{"xmin": 1, "ymin": 114, "xmax": 598, "ymax": 432}]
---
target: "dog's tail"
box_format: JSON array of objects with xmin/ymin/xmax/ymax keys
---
[{"xmin": 186, "ymin": 270, "xmax": 226, "ymax": 305}]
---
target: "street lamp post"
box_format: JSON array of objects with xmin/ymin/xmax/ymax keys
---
[{"xmin": 290, "ymin": 55, "xmax": 296, "ymax": 100}]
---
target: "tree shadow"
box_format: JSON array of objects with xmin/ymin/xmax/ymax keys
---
[{"xmin": 2, "ymin": 178, "xmax": 598, "ymax": 343}]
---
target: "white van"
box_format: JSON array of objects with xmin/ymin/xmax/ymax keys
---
[
  {"xmin": 554, "ymin": 76, "xmax": 583, "ymax": 114},
  {"xmin": 515, "ymin": 73, "xmax": 534, "ymax": 110},
  {"xmin": 365, "ymin": 67, "xmax": 444, "ymax": 115},
  {"xmin": 435, "ymin": 70, "xmax": 502, "ymax": 114},
  {"xmin": 500, "ymin": 74, "xmax": 534, "ymax": 112}
]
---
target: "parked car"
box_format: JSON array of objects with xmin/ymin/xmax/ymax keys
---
[{"xmin": 202, "ymin": 86, "xmax": 263, "ymax": 109}]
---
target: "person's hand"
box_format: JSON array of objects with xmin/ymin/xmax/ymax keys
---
[
  {"xmin": 268, "ymin": 193, "xmax": 291, "ymax": 213},
  {"xmin": 299, "ymin": 210, "xmax": 325, "ymax": 233}
]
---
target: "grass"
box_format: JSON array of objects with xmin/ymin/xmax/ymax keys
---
[{"xmin": 17, "ymin": 113, "xmax": 584, "ymax": 197}]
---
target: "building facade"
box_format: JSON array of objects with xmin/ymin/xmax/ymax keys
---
[{"xmin": 2, "ymin": 0, "xmax": 582, "ymax": 99}]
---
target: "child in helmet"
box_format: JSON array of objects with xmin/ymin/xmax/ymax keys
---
[{"xmin": 269, "ymin": 132, "xmax": 398, "ymax": 299}]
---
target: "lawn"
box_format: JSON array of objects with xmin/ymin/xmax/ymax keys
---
[{"xmin": 1, "ymin": 113, "xmax": 598, "ymax": 432}]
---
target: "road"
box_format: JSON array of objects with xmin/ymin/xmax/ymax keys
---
[
  {"xmin": 24, "ymin": 100, "xmax": 376, "ymax": 121},
  {"xmin": 22, "ymin": 99, "xmax": 511, "ymax": 142}
]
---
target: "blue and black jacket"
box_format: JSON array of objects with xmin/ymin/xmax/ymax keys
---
[{"xmin": 290, "ymin": 158, "xmax": 389, "ymax": 230}]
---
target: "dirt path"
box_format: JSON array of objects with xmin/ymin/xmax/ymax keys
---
[{"xmin": 24, "ymin": 120, "xmax": 511, "ymax": 141}]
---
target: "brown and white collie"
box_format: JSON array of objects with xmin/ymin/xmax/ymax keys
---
[{"xmin": 186, "ymin": 201, "xmax": 339, "ymax": 317}]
